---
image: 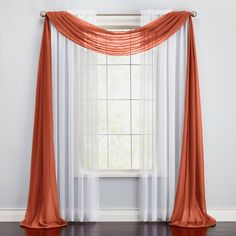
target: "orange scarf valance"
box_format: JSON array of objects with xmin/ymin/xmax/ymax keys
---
[
  {"xmin": 47, "ymin": 11, "xmax": 189, "ymax": 55},
  {"xmin": 21, "ymin": 11, "xmax": 216, "ymax": 229}
]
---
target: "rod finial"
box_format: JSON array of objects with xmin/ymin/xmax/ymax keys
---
[
  {"xmin": 190, "ymin": 11, "xmax": 197, "ymax": 17},
  {"xmin": 40, "ymin": 11, "xmax": 47, "ymax": 17}
]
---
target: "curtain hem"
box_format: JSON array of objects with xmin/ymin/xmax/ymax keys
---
[{"xmin": 20, "ymin": 220, "xmax": 67, "ymax": 229}]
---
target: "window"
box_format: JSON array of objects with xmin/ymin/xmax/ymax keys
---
[{"xmin": 97, "ymin": 29, "xmax": 142, "ymax": 170}]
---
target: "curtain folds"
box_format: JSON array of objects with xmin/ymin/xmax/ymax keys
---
[
  {"xmin": 21, "ymin": 10, "xmax": 216, "ymax": 229},
  {"xmin": 20, "ymin": 17, "xmax": 66, "ymax": 229},
  {"xmin": 51, "ymin": 10, "xmax": 99, "ymax": 222},
  {"xmin": 169, "ymin": 18, "xmax": 216, "ymax": 228},
  {"xmin": 47, "ymin": 11, "xmax": 189, "ymax": 55},
  {"xmin": 139, "ymin": 9, "xmax": 188, "ymax": 222}
]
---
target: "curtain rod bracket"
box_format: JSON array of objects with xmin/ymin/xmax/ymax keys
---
[
  {"xmin": 190, "ymin": 11, "xmax": 197, "ymax": 17},
  {"xmin": 40, "ymin": 11, "xmax": 47, "ymax": 17}
]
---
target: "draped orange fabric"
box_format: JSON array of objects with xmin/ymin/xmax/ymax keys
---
[
  {"xmin": 20, "ymin": 17, "xmax": 66, "ymax": 229},
  {"xmin": 169, "ymin": 19, "xmax": 216, "ymax": 228},
  {"xmin": 21, "ymin": 11, "xmax": 216, "ymax": 228}
]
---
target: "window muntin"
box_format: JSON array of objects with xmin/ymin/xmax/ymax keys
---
[{"xmin": 97, "ymin": 36, "xmax": 143, "ymax": 170}]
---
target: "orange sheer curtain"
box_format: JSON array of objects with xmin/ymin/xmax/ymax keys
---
[
  {"xmin": 20, "ymin": 18, "xmax": 66, "ymax": 229},
  {"xmin": 21, "ymin": 11, "xmax": 216, "ymax": 229}
]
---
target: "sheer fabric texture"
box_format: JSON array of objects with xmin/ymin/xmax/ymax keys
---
[
  {"xmin": 139, "ymin": 10, "xmax": 188, "ymax": 221},
  {"xmin": 51, "ymin": 10, "xmax": 99, "ymax": 222},
  {"xmin": 21, "ymin": 9, "xmax": 216, "ymax": 228}
]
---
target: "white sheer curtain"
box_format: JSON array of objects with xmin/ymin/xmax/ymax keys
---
[
  {"xmin": 51, "ymin": 10, "xmax": 99, "ymax": 222},
  {"xmin": 139, "ymin": 10, "xmax": 188, "ymax": 221}
]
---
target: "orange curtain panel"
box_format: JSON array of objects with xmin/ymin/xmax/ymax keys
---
[
  {"xmin": 20, "ymin": 18, "xmax": 66, "ymax": 229},
  {"xmin": 21, "ymin": 11, "xmax": 216, "ymax": 228}
]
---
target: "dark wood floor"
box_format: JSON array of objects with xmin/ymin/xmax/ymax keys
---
[{"xmin": 0, "ymin": 222, "xmax": 236, "ymax": 236}]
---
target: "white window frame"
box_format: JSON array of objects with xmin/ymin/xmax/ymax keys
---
[{"xmin": 96, "ymin": 15, "xmax": 141, "ymax": 177}]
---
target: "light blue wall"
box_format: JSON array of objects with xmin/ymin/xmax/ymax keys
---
[{"xmin": 0, "ymin": 0, "xmax": 236, "ymax": 209}]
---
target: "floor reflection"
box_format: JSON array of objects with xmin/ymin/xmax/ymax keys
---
[
  {"xmin": 22, "ymin": 223, "xmax": 209, "ymax": 236},
  {"xmin": 24, "ymin": 227, "xmax": 63, "ymax": 236},
  {"xmin": 170, "ymin": 226, "xmax": 208, "ymax": 236}
]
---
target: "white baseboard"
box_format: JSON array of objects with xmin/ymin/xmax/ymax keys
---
[
  {"xmin": 1, "ymin": 208, "xmax": 236, "ymax": 222},
  {"xmin": 99, "ymin": 208, "xmax": 236, "ymax": 222},
  {"xmin": 207, "ymin": 209, "xmax": 236, "ymax": 222},
  {"xmin": 99, "ymin": 209, "xmax": 139, "ymax": 221},
  {"xmin": 0, "ymin": 208, "xmax": 25, "ymax": 222}
]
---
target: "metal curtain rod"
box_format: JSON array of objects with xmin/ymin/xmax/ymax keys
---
[{"xmin": 40, "ymin": 11, "xmax": 197, "ymax": 17}]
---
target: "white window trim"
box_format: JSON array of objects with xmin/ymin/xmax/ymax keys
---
[
  {"xmin": 96, "ymin": 15, "xmax": 141, "ymax": 177},
  {"xmin": 97, "ymin": 15, "xmax": 140, "ymax": 29},
  {"xmin": 97, "ymin": 170, "xmax": 140, "ymax": 178}
]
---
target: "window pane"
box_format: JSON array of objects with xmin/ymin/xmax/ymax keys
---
[
  {"xmin": 131, "ymin": 53, "xmax": 141, "ymax": 64},
  {"xmin": 132, "ymin": 100, "xmax": 141, "ymax": 134},
  {"xmin": 98, "ymin": 100, "xmax": 107, "ymax": 134},
  {"xmin": 142, "ymin": 65, "xmax": 154, "ymax": 100},
  {"xmin": 132, "ymin": 135, "xmax": 140, "ymax": 169},
  {"xmin": 108, "ymin": 100, "xmax": 130, "ymax": 134},
  {"xmin": 95, "ymin": 46, "xmax": 145, "ymax": 170},
  {"xmin": 140, "ymin": 100, "xmax": 153, "ymax": 134},
  {"xmin": 107, "ymin": 55, "xmax": 130, "ymax": 64},
  {"xmin": 98, "ymin": 65, "xmax": 106, "ymax": 99},
  {"xmin": 131, "ymin": 65, "xmax": 141, "ymax": 99},
  {"xmin": 97, "ymin": 53, "xmax": 106, "ymax": 64},
  {"xmin": 98, "ymin": 135, "xmax": 108, "ymax": 169},
  {"xmin": 108, "ymin": 65, "xmax": 130, "ymax": 99},
  {"xmin": 140, "ymin": 134, "xmax": 153, "ymax": 169},
  {"xmin": 109, "ymin": 135, "xmax": 131, "ymax": 169}
]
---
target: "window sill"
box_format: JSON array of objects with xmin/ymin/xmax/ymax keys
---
[
  {"xmin": 98, "ymin": 170, "xmax": 140, "ymax": 178},
  {"xmin": 74, "ymin": 170, "xmax": 155, "ymax": 178}
]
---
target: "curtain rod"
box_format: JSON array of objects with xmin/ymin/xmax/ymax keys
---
[{"xmin": 40, "ymin": 11, "xmax": 197, "ymax": 17}]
